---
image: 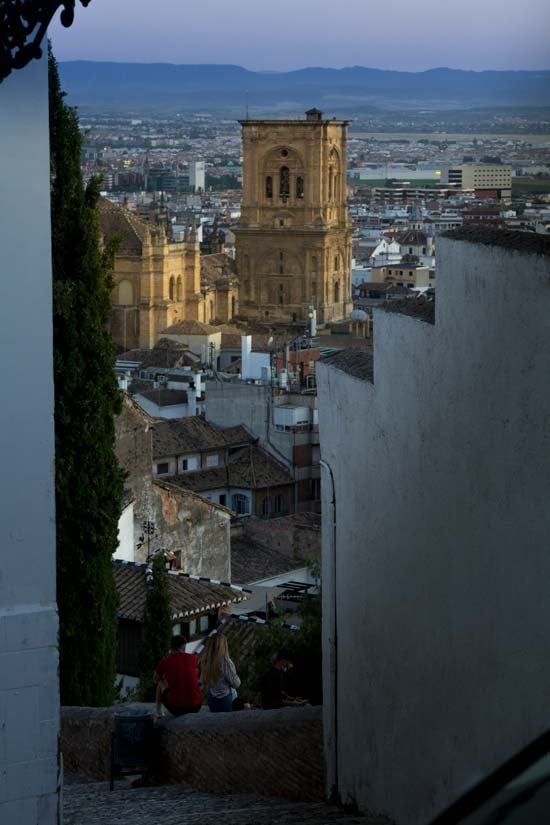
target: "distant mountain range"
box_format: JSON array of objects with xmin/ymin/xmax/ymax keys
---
[{"xmin": 58, "ymin": 62, "xmax": 550, "ymax": 112}]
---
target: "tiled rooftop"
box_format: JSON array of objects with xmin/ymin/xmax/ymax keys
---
[
  {"xmin": 231, "ymin": 534, "xmax": 304, "ymax": 584},
  {"xmin": 163, "ymin": 319, "xmax": 221, "ymax": 335},
  {"xmin": 201, "ymin": 252, "xmax": 237, "ymax": 284},
  {"xmin": 153, "ymin": 417, "xmax": 253, "ymax": 458},
  {"xmin": 99, "ymin": 198, "xmax": 148, "ymax": 253},
  {"xmin": 113, "ymin": 561, "xmax": 249, "ymax": 622},
  {"xmin": 118, "ymin": 338, "xmax": 193, "ymax": 369},
  {"xmin": 138, "ymin": 389, "xmax": 189, "ymax": 407},
  {"xmin": 163, "ymin": 445, "xmax": 293, "ymax": 493}
]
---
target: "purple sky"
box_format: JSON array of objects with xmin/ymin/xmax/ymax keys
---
[{"xmin": 50, "ymin": 0, "xmax": 550, "ymax": 71}]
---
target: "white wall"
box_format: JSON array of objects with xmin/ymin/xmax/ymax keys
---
[
  {"xmin": 273, "ymin": 406, "xmax": 312, "ymax": 429},
  {"xmin": 241, "ymin": 336, "xmax": 270, "ymax": 380},
  {"xmin": 0, "ymin": 54, "xmax": 59, "ymax": 822},
  {"xmin": 318, "ymin": 237, "xmax": 550, "ymax": 824},
  {"xmin": 114, "ymin": 502, "xmax": 135, "ymax": 562},
  {"xmin": 134, "ymin": 394, "xmax": 189, "ymax": 419}
]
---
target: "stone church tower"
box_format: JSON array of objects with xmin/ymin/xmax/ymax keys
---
[{"xmin": 235, "ymin": 109, "xmax": 353, "ymax": 324}]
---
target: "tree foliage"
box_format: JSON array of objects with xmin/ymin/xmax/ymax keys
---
[
  {"xmin": 139, "ymin": 555, "xmax": 173, "ymax": 701},
  {"xmin": 231, "ymin": 590, "xmax": 323, "ymax": 706},
  {"xmin": 49, "ymin": 44, "xmax": 125, "ymax": 706}
]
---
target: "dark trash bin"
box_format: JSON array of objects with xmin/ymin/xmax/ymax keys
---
[{"xmin": 110, "ymin": 708, "xmax": 154, "ymax": 790}]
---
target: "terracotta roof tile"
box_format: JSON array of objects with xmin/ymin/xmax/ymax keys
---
[
  {"xmin": 137, "ymin": 389, "xmax": 189, "ymax": 407},
  {"xmin": 163, "ymin": 320, "xmax": 221, "ymax": 335},
  {"xmin": 153, "ymin": 416, "xmax": 253, "ymax": 458},
  {"xmin": 113, "ymin": 560, "xmax": 249, "ymax": 622},
  {"xmin": 99, "ymin": 198, "xmax": 149, "ymax": 253},
  {"xmin": 162, "ymin": 445, "xmax": 293, "ymax": 492}
]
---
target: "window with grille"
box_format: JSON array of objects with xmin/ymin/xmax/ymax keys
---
[{"xmin": 232, "ymin": 494, "xmax": 249, "ymax": 515}]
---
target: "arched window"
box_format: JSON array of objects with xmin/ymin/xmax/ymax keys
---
[
  {"xmin": 176, "ymin": 276, "xmax": 183, "ymax": 302},
  {"xmin": 280, "ymin": 166, "xmax": 290, "ymax": 200},
  {"xmin": 334, "ymin": 255, "xmax": 339, "ymax": 271},
  {"xmin": 328, "ymin": 168, "xmax": 333, "ymax": 199},
  {"xmin": 232, "ymin": 493, "xmax": 249, "ymax": 516},
  {"xmin": 296, "ymin": 176, "xmax": 304, "ymax": 199},
  {"xmin": 231, "ymin": 296, "xmax": 236, "ymax": 317},
  {"xmin": 266, "ymin": 176, "xmax": 273, "ymax": 199},
  {"xmin": 169, "ymin": 276, "xmax": 175, "ymax": 301},
  {"xmin": 334, "ymin": 281, "xmax": 340, "ymax": 303},
  {"xmin": 274, "ymin": 494, "xmax": 284, "ymax": 514},
  {"xmin": 262, "ymin": 496, "xmax": 271, "ymax": 517},
  {"xmin": 209, "ymin": 300, "xmax": 214, "ymax": 322},
  {"xmin": 118, "ymin": 280, "xmax": 134, "ymax": 305}
]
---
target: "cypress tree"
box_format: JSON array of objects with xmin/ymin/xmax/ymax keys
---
[
  {"xmin": 49, "ymin": 44, "xmax": 125, "ymax": 706},
  {"xmin": 139, "ymin": 555, "xmax": 173, "ymax": 701}
]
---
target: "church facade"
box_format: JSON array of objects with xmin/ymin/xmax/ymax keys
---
[
  {"xmin": 234, "ymin": 109, "xmax": 353, "ymax": 324},
  {"xmin": 100, "ymin": 199, "xmax": 203, "ymax": 351}
]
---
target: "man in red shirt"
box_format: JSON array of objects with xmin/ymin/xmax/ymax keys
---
[{"xmin": 155, "ymin": 635, "xmax": 202, "ymax": 717}]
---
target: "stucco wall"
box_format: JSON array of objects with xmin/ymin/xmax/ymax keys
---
[
  {"xmin": 60, "ymin": 705, "xmax": 324, "ymax": 801},
  {"xmin": 206, "ymin": 381, "xmax": 295, "ymax": 470},
  {"xmin": 115, "ymin": 398, "xmax": 230, "ymax": 576},
  {"xmin": 152, "ymin": 483, "xmax": 230, "ymax": 579},
  {"xmin": 242, "ymin": 514, "xmax": 321, "ymax": 565},
  {"xmin": 0, "ymin": 55, "xmax": 59, "ymax": 823},
  {"xmin": 317, "ymin": 238, "xmax": 550, "ymax": 824}
]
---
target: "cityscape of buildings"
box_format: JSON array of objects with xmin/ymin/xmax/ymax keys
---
[{"xmin": 2, "ymin": 5, "xmax": 550, "ymax": 824}]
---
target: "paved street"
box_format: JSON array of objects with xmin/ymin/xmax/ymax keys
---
[{"xmin": 63, "ymin": 779, "xmax": 386, "ymax": 824}]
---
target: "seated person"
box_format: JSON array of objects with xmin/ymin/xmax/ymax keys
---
[
  {"xmin": 154, "ymin": 635, "xmax": 202, "ymax": 717},
  {"xmin": 200, "ymin": 633, "xmax": 241, "ymax": 713},
  {"xmin": 260, "ymin": 648, "xmax": 306, "ymax": 709}
]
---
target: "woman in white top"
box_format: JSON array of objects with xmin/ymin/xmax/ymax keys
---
[{"xmin": 201, "ymin": 633, "xmax": 241, "ymax": 712}]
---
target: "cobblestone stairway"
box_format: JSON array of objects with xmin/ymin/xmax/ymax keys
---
[{"xmin": 63, "ymin": 780, "xmax": 385, "ymax": 825}]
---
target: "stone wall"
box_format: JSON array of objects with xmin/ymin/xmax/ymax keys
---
[
  {"xmin": 153, "ymin": 481, "xmax": 231, "ymax": 579},
  {"xmin": 115, "ymin": 397, "xmax": 230, "ymax": 578},
  {"xmin": 61, "ymin": 706, "xmax": 323, "ymax": 802}
]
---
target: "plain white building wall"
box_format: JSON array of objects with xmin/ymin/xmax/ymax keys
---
[
  {"xmin": 0, "ymin": 54, "xmax": 59, "ymax": 823},
  {"xmin": 114, "ymin": 501, "xmax": 135, "ymax": 562},
  {"xmin": 241, "ymin": 335, "xmax": 270, "ymax": 380},
  {"xmin": 317, "ymin": 236, "xmax": 550, "ymax": 824},
  {"xmin": 189, "ymin": 160, "xmax": 206, "ymax": 192},
  {"xmin": 134, "ymin": 393, "xmax": 189, "ymax": 419}
]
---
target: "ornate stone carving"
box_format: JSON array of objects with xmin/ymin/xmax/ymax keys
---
[{"xmin": 1, "ymin": 1, "xmax": 91, "ymax": 82}]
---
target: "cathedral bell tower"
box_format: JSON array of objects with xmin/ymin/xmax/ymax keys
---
[{"xmin": 235, "ymin": 109, "xmax": 353, "ymax": 324}]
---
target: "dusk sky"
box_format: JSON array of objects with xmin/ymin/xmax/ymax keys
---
[{"xmin": 50, "ymin": 0, "xmax": 550, "ymax": 72}]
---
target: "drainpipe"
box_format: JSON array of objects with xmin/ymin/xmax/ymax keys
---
[{"xmin": 319, "ymin": 458, "xmax": 339, "ymax": 803}]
